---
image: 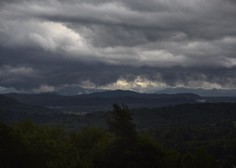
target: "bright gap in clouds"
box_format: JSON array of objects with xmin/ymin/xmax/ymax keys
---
[{"xmin": 99, "ymin": 76, "xmax": 167, "ymax": 92}]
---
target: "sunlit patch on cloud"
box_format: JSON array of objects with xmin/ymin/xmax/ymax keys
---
[
  {"xmin": 1, "ymin": 20, "xmax": 86, "ymax": 53},
  {"xmin": 99, "ymin": 76, "xmax": 167, "ymax": 92},
  {"xmin": 29, "ymin": 84, "xmax": 55, "ymax": 94}
]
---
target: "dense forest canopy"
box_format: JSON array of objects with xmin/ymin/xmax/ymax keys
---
[{"xmin": 1, "ymin": 103, "xmax": 236, "ymax": 168}]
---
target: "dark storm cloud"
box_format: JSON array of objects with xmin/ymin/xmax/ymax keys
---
[{"xmin": 0, "ymin": 0, "xmax": 236, "ymax": 92}]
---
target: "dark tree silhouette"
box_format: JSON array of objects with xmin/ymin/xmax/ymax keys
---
[{"xmin": 107, "ymin": 104, "xmax": 137, "ymax": 139}]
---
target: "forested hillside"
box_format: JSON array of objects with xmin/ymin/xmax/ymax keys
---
[
  {"xmin": 1, "ymin": 104, "xmax": 230, "ymax": 168},
  {"xmin": 0, "ymin": 95, "xmax": 236, "ymax": 167}
]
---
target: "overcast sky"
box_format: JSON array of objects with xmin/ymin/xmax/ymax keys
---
[{"xmin": 0, "ymin": 0, "xmax": 236, "ymax": 93}]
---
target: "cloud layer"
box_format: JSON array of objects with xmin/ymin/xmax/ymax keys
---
[{"xmin": 0, "ymin": 0, "xmax": 236, "ymax": 92}]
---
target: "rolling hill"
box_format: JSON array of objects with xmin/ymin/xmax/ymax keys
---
[
  {"xmin": 0, "ymin": 95, "xmax": 57, "ymax": 123},
  {"xmin": 4, "ymin": 90, "xmax": 202, "ymax": 112}
]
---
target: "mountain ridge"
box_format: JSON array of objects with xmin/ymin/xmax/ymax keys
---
[
  {"xmin": 0, "ymin": 94, "xmax": 57, "ymax": 123},
  {"xmin": 3, "ymin": 90, "xmax": 236, "ymax": 113}
]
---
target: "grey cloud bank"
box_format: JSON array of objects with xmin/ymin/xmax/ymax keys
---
[{"xmin": 0, "ymin": 0, "xmax": 236, "ymax": 93}]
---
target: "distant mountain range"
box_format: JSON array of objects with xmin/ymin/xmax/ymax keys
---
[
  {"xmin": 5, "ymin": 90, "xmax": 200, "ymax": 106},
  {"xmin": 3, "ymin": 90, "xmax": 236, "ymax": 113},
  {"xmin": 156, "ymin": 87, "xmax": 236, "ymax": 97},
  {"xmin": 56, "ymin": 85, "xmax": 105, "ymax": 95},
  {"xmin": 56, "ymin": 86, "xmax": 236, "ymax": 97},
  {"xmin": 1, "ymin": 85, "xmax": 236, "ymax": 97}
]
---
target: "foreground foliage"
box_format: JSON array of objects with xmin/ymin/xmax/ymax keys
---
[{"xmin": 0, "ymin": 104, "xmax": 234, "ymax": 168}]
